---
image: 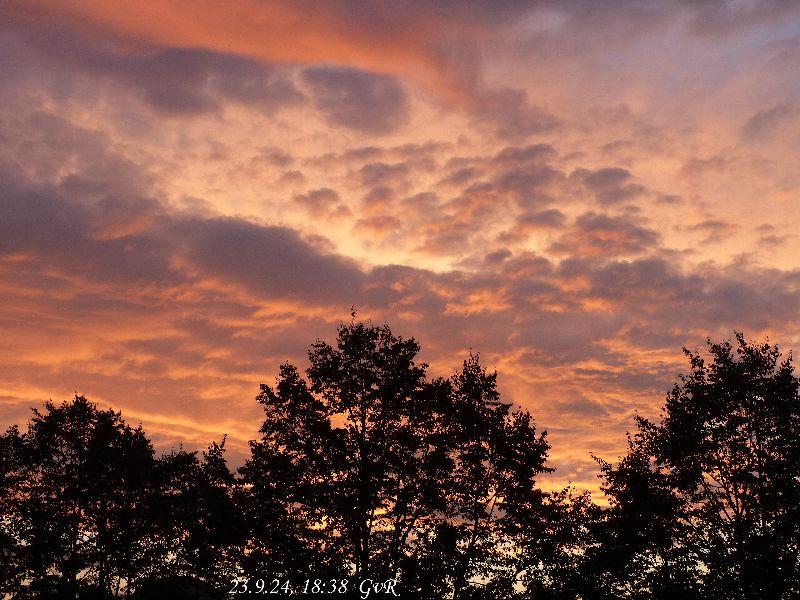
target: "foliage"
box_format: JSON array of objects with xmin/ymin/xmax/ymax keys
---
[
  {"xmin": 0, "ymin": 397, "xmax": 237, "ymax": 598},
  {"xmin": 239, "ymin": 321, "xmax": 558, "ymax": 598},
  {"xmin": 4, "ymin": 324, "xmax": 798, "ymax": 598},
  {"xmin": 592, "ymin": 333, "xmax": 800, "ymax": 599}
]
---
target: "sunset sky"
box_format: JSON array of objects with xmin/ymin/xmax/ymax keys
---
[{"xmin": 2, "ymin": 1, "xmax": 800, "ymax": 492}]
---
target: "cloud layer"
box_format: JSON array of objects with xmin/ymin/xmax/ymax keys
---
[{"xmin": 2, "ymin": 1, "xmax": 800, "ymax": 492}]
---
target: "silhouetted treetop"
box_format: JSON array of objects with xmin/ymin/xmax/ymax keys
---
[
  {"xmin": 5, "ymin": 323, "xmax": 797, "ymax": 599},
  {"xmin": 592, "ymin": 333, "xmax": 800, "ymax": 599},
  {"xmin": 239, "ymin": 320, "xmax": 559, "ymax": 598},
  {"xmin": 0, "ymin": 396, "xmax": 237, "ymax": 599}
]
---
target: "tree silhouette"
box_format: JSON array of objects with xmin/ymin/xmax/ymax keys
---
[
  {"xmin": 239, "ymin": 320, "xmax": 560, "ymax": 598},
  {"xmin": 150, "ymin": 439, "xmax": 241, "ymax": 593},
  {"xmin": 589, "ymin": 437, "xmax": 697, "ymax": 599},
  {"xmin": 511, "ymin": 487, "xmax": 598, "ymax": 599},
  {"xmin": 7, "ymin": 324, "xmax": 798, "ymax": 598},
  {"xmin": 0, "ymin": 397, "xmax": 157, "ymax": 598},
  {"xmin": 239, "ymin": 322, "xmax": 460, "ymax": 588},
  {"xmin": 0, "ymin": 425, "xmax": 26, "ymax": 597},
  {"xmin": 443, "ymin": 356, "xmax": 551, "ymax": 598},
  {"xmin": 593, "ymin": 333, "xmax": 800, "ymax": 598},
  {"xmin": 0, "ymin": 396, "xmax": 237, "ymax": 598}
]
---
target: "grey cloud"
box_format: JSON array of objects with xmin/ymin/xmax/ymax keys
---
[
  {"xmin": 6, "ymin": 145, "xmax": 800, "ymax": 480},
  {"xmin": 520, "ymin": 1, "xmax": 800, "ymax": 60},
  {"xmin": 515, "ymin": 208, "xmax": 567, "ymax": 233},
  {"xmin": 601, "ymin": 139, "xmax": 635, "ymax": 156},
  {"xmin": 415, "ymin": 225, "xmax": 476, "ymax": 256},
  {"xmin": 293, "ymin": 187, "xmax": 351, "ymax": 219},
  {"xmin": 362, "ymin": 186, "xmax": 397, "ymax": 211},
  {"xmin": 741, "ymin": 103, "xmax": 799, "ymax": 141},
  {"xmin": 9, "ymin": 169, "xmax": 798, "ymax": 367},
  {"xmin": 257, "ymin": 147, "xmax": 295, "ymax": 168},
  {"xmin": 571, "ymin": 167, "xmax": 646, "ymax": 204},
  {"xmin": 572, "ymin": 366, "xmax": 673, "ymax": 396},
  {"xmin": 117, "ymin": 49, "xmax": 303, "ymax": 115},
  {"xmin": 485, "ymin": 249, "xmax": 514, "ymax": 264},
  {"xmin": 441, "ymin": 167, "xmax": 481, "ymax": 186},
  {"xmin": 8, "ymin": 111, "xmax": 154, "ymax": 198},
  {"xmin": 329, "ymin": 0, "xmax": 537, "ymax": 28},
  {"xmin": 348, "ymin": 143, "xmax": 569, "ymax": 256},
  {"xmin": 758, "ymin": 234, "xmax": 791, "ymax": 248},
  {"xmin": 493, "ymin": 144, "xmax": 558, "ymax": 166},
  {"xmin": 176, "ymin": 216, "xmax": 365, "ymax": 303},
  {"xmin": 302, "ymin": 66, "xmax": 409, "ymax": 134},
  {"xmin": 0, "ymin": 164, "xmax": 365, "ymax": 305},
  {"xmin": 277, "ymin": 170, "xmax": 307, "ymax": 186},
  {"xmin": 352, "ymin": 215, "xmax": 404, "ymax": 246},
  {"xmin": 559, "ymin": 256, "xmax": 800, "ymax": 335},
  {"xmin": 472, "ymin": 87, "xmax": 561, "ymax": 141},
  {"xmin": 391, "ymin": 142, "xmax": 451, "ymax": 161},
  {"xmin": 6, "ymin": 26, "xmax": 304, "ymax": 116},
  {"xmin": 621, "ymin": 325, "xmax": 689, "ymax": 352},
  {"xmin": 569, "ymin": 258, "xmax": 699, "ymax": 306},
  {"xmin": 685, "ymin": 0, "xmax": 800, "ymax": 39},
  {"xmin": 336, "ymin": 142, "xmax": 448, "ymax": 167},
  {"xmin": 341, "ymin": 147, "xmax": 385, "ymax": 163},
  {"xmin": 549, "ymin": 212, "xmax": 659, "ymax": 257},
  {"xmin": 0, "ymin": 168, "xmax": 178, "ymax": 284},
  {"xmin": 403, "ymin": 192, "xmax": 440, "ymax": 219},
  {"xmin": 497, "ymin": 170, "xmax": 563, "ymax": 210},
  {"xmin": 687, "ymin": 218, "xmax": 738, "ymax": 244},
  {"xmin": 512, "ymin": 310, "xmax": 626, "ymax": 366},
  {"xmin": 679, "ymin": 155, "xmax": 730, "ymax": 180},
  {"xmin": 552, "ymin": 395, "xmax": 610, "ymax": 418},
  {"xmin": 359, "ymin": 162, "xmax": 411, "ymax": 187}
]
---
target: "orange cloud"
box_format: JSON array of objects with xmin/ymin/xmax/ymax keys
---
[{"xmin": 6, "ymin": 0, "xmax": 483, "ymax": 102}]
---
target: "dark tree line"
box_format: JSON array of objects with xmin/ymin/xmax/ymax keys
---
[
  {"xmin": 2, "ymin": 323, "xmax": 800, "ymax": 599},
  {"xmin": 588, "ymin": 334, "xmax": 800, "ymax": 599}
]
